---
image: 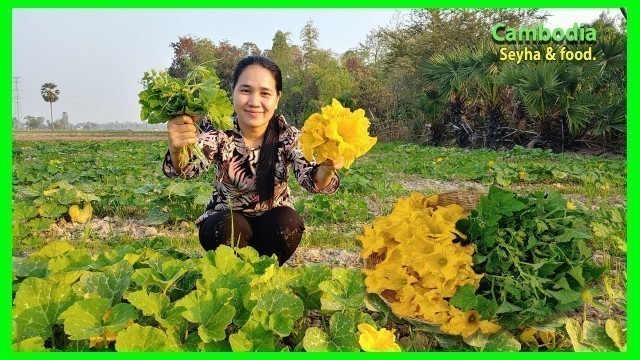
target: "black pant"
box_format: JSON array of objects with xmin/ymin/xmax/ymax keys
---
[{"xmin": 198, "ymin": 206, "xmax": 305, "ymax": 266}]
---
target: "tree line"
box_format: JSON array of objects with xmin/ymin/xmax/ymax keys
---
[
  {"xmin": 168, "ymin": 9, "xmax": 625, "ymax": 153},
  {"xmin": 15, "ymin": 9, "xmax": 625, "ymax": 152}
]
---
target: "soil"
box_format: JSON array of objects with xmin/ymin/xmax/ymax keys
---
[
  {"xmin": 13, "ymin": 130, "xmax": 167, "ymax": 142},
  {"xmin": 25, "ymin": 215, "xmax": 364, "ymax": 268}
]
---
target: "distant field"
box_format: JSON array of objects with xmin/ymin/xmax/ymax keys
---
[{"xmin": 12, "ymin": 130, "xmax": 167, "ymax": 141}]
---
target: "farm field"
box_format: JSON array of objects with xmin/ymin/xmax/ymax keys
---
[{"xmin": 12, "ymin": 136, "xmax": 627, "ymax": 352}]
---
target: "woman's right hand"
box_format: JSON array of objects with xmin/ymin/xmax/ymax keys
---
[{"xmin": 167, "ymin": 115, "xmax": 199, "ymax": 154}]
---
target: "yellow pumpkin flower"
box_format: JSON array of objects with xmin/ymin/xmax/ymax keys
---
[
  {"xmin": 391, "ymin": 285, "xmax": 419, "ymax": 317},
  {"xmin": 68, "ymin": 203, "xmax": 93, "ymax": 224},
  {"xmin": 357, "ymin": 324, "xmax": 401, "ymax": 352},
  {"xmin": 518, "ymin": 171, "xmax": 526, "ymax": 180},
  {"xmin": 488, "ymin": 160, "xmax": 494, "ymax": 167},
  {"xmin": 357, "ymin": 225, "xmax": 387, "ymax": 259},
  {"xmin": 299, "ymin": 99, "xmax": 377, "ymax": 168},
  {"xmin": 440, "ymin": 309, "xmax": 500, "ymax": 338},
  {"xmin": 566, "ymin": 202, "xmax": 576, "ymax": 210},
  {"xmin": 436, "ymin": 157, "xmax": 443, "ymax": 163},
  {"xmin": 519, "ymin": 327, "xmax": 556, "ymax": 349},
  {"xmin": 420, "ymin": 243, "xmax": 470, "ymax": 281},
  {"xmin": 415, "ymin": 293, "xmax": 453, "ymax": 324},
  {"xmin": 364, "ymin": 254, "xmax": 418, "ymax": 293}
]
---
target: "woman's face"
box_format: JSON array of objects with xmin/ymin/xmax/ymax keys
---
[{"xmin": 233, "ymin": 64, "xmax": 281, "ymax": 134}]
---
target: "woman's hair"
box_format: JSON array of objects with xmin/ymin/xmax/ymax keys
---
[{"xmin": 232, "ymin": 56, "xmax": 283, "ymax": 204}]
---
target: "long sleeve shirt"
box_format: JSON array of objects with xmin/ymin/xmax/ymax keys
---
[{"xmin": 162, "ymin": 114, "xmax": 340, "ymax": 226}]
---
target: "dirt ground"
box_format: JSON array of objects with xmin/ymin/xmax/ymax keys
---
[{"xmin": 12, "ymin": 130, "xmax": 167, "ymax": 142}]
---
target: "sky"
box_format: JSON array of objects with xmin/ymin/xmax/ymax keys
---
[{"xmin": 12, "ymin": 8, "xmax": 621, "ymax": 125}]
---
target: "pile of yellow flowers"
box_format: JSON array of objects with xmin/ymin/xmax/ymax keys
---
[
  {"xmin": 299, "ymin": 99, "xmax": 377, "ymax": 169},
  {"xmin": 358, "ymin": 192, "xmax": 500, "ymax": 338}
]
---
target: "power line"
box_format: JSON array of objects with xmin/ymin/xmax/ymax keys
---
[{"xmin": 12, "ymin": 76, "xmax": 22, "ymax": 123}]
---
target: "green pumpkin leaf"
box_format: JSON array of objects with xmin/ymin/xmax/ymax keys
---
[
  {"xmin": 318, "ymin": 268, "xmax": 366, "ymax": 311},
  {"xmin": 481, "ymin": 330, "xmax": 521, "ymax": 352},
  {"xmin": 37, "ymin": 202, "xmax": 68, "ymax": 218},
  {"xmin": 13, "ymin": 337, "xmax": 46, "ymax": 352},
  {"xmin": 115, "ymin": 324, "xmax": 170, "ymax": 352},
  {"xmin": 13, "ymin": 277, "xmax": 77, "ymax": 341},
  {"xmin": 73, "ymin": 260, "xmax": 134, "ymax": 305},
  {"xmin": 303, "ymin": 312, "xmax": 359, "ymax": 352},
  {"xmin": 36, "ymin": 240, "xmax": 74, "ymax": 258},
  {"xmin": 144, "ymin": 206, "xmax": 169, "ymax": 225},
  {"xmin": 290, "ymin": 263, "xmax": 332, "ymax": 310},
  {"xmin": 124, "ymin": 289, "xmax": 170, "ymax": 317},
  {"xmin": 59, "ymin": 298, "xmax": 137, "ymax": 340},
  {"xmin": 13, "ymin": 255, "xmax": 49, "ymax": 279},
  {"xmin": 229, "ymin": 316, "xmax": 276, "ymax": 352},
  {"xmin": 47, "ymin": 248, "xmax": 93, "ymax": 274},
  {"xmin": 13, "ymin": 202, "xmax": 39, "ymax": 221},
  {"xmin": 605, "ymin": 319, "xmax": 626, "ymax": 351},
  {"xmin": 175, "ymin": 288, "xmax": 235, "ymax": 343},
  {"xmin": 253, "ymin": 288, "xmax": 304, "ymax": 337}
]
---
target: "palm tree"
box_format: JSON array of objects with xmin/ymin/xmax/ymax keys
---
[
  {"xmin": 466, "ymin": 41, "xmax": 508, "ymax": 149},
  {"xmin": 40, "ymin": 83, "xmax": 60, "ymax": 131},
  {"xmin": 423, "ymin": 49, "xmax": 475, "ymax": 147},
  {"xmin": 419, "ymin": 88, "xmax": 448, "ymax": 145}
]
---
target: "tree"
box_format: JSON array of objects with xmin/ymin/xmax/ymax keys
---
[
  {"xmin": 265, "ymin": 30, "xmax": 303, "ymax": 124},
  {"xmin": 424, "ymin": 50, "xmax": 476, "ymax": 147},
  {"xmin": 168, "ymin": 36, "xmax": 216, "ymax": 80},
  {"xmin": 266, "ymin": 30, "xmax": 294, "ymax": 70},
  {"xmin": 212, "ymin": 40, "xmax": 247, "ymax": 92},
  {"xmin": 362, "ymin": 8, "xmax": 548, "ymax": 141},
  {"xmin": 241, "ymin": 42, "xmax": 262, "ymax": 57},
  {"xmin": 12, "ymin": 116, "xmax": 23, "ymax": 130},
  {"xmin": 300, "ymin": 19, "xmax": 320, "ymax": 66},
  {"xmin": 24, "ymin": 115, "xmax": 45, "ymax": 130},
  {"xmin": 54, "ymin": 112, "xmax": 70, "ymax": 130},
  {"xmin": 40, "ymin": 83, "xmax": 60, "ymax": 131}
]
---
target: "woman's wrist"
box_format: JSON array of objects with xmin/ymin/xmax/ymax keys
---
[{"xmin": 315, "ymin": 165, "xmax": 335, "ymax": 190}]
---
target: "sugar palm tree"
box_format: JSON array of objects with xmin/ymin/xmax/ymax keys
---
[
  {"xmin": 465, "ymin": 41, "xmax": 508, "ymax": 149},
  {"xmin": 423, "ymin": 49, "xmax": 475, "ymax": 147},
  {"xmin": 589, "ymin": 36, "xmax": 626, "ymax": 145},
  {"xmin": 419, "ymin": 88, "xmax": 448, "ymax": 145},
  {"xmin": 40, "ymin": 83, "xmax": 60, "ymax": 131}
]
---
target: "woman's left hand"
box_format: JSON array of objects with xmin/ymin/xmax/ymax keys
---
[
  {"xmin": 320, "ymin": 157, "xmax": 345, "ymax": 173},
  {"xmin": 315, "ymin": 157, "xmax": 344, "ymax": 190}
]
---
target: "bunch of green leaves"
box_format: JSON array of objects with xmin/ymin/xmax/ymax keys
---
[
  {"xmin": 138, "ymin": 66, "xmax": 233, "ymax": 127},
  {"xmin": 455, "ymin": 187, "xmax": 604, "ymax": 329},
  {"xmin": 138, "ymin": 66, "xmax": 234, "ymax": 168}
]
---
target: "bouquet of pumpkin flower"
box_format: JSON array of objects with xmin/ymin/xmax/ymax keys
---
[
  {"xmin": 299, "ymin": 99, "xmax": 377, "ymax": 168},
  {"xmin": 359, "ymin": 192, "xmax": 500, "ymax": 338}
]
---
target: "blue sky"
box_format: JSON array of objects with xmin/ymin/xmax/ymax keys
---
[{"xmin": 12, "ymin": 8, "xmax": 619, "ymax": 124}]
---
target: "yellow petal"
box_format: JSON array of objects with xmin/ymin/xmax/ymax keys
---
[
  {"xmin": 69, "ymin": 203, "xmax": 93, "ymax": 224},
  {"xmin": 358, "ymin": 324, "xmax": 401, "ymax": 352}
]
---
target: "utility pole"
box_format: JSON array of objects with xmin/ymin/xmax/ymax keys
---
[{"xmin": 12, "ymin": 77, "xmax": 22, "ymax": 128}]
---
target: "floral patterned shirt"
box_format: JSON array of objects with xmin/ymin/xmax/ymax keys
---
[{"xmin": 162, "ymin": 115, "xmax": 340, "ymax": 226}]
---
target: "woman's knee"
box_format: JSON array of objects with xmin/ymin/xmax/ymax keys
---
[
  {"xmin": 198, "ymin": 211, "xmax": 252, "ymax": 250},
  {"xmin": 261, "ymin": 207, "xmax": 304, "ymax": 265},
  {"xmin": 268, "ymin": 206, "xmax": 305, "ymax": 232}
]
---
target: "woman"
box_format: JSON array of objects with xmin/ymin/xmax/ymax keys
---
[{"xmin": 163, "ymin": 56, "xmax": 343, "ymax": 265}]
